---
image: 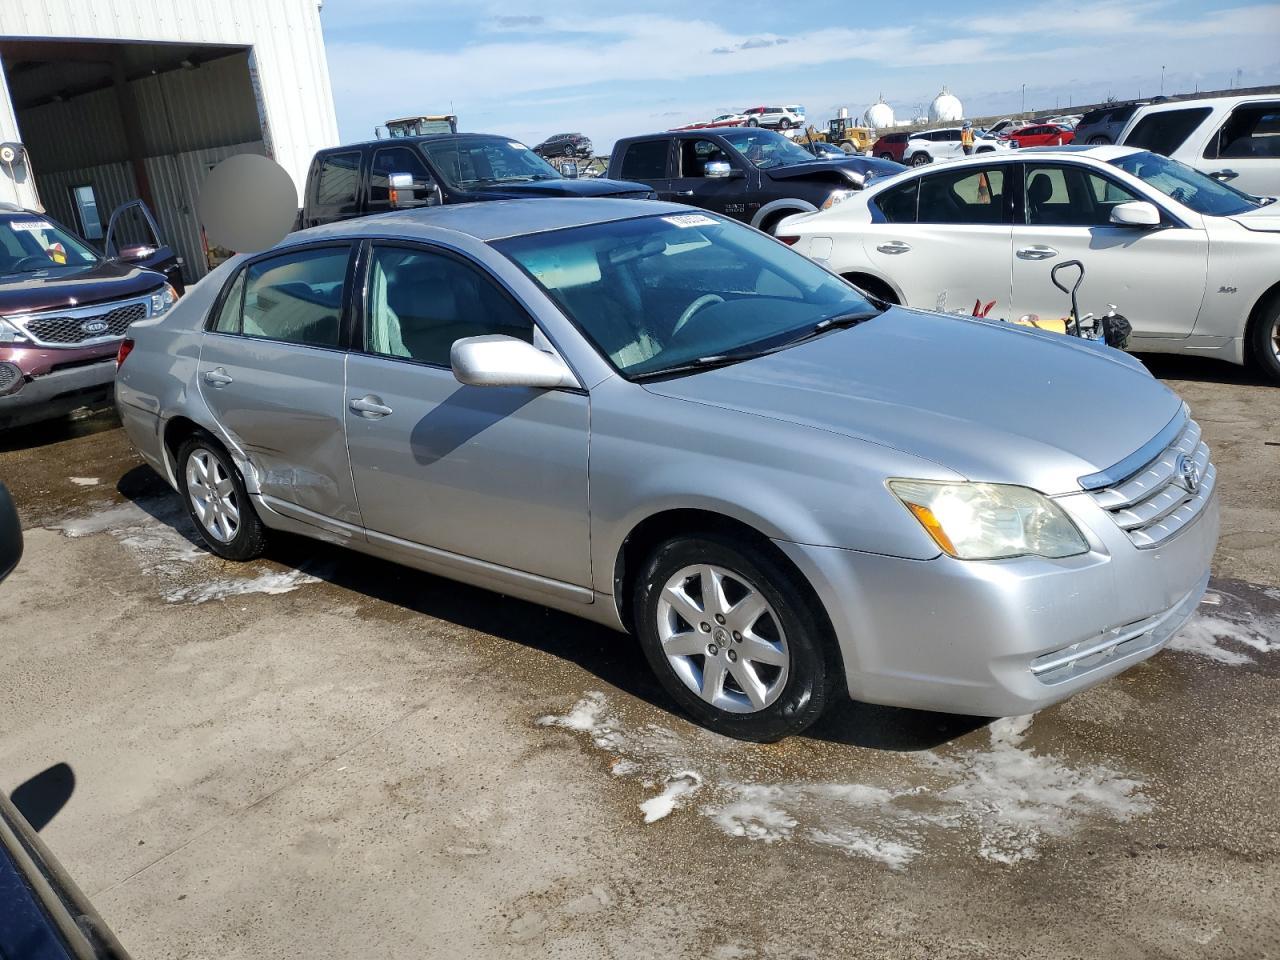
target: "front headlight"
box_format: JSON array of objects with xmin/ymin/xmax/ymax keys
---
[
  {"xmin": 150, "ymin": 283, "xmax": 177, "ymax": 316},
  {"xmin": 822, "ymin": 189, "xmax": 854, "ymax": 210},
  {"xmin": 888, "ymin": 480, "xmax": 1088, "ymax": 560},
  {"xmin": 0, "ymin": 317, "xmax": 26, "ymax": 344}
]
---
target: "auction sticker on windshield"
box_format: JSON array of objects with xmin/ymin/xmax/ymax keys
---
[
  {"xmin": 662, "ymin": 214, "xmax": 718, "ymax": 228},
  {"xmin": 10, "ymin": 220, "xmax": 52, "ymax": 231}
]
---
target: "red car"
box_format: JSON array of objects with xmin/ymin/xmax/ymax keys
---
[
  {"xmin": 1003, "ymin": 123, "xmax": 1075, "ymax": 148},
  {"xmin": 870, "ymin": 131, "xmax": 910, "ymax": 162}
]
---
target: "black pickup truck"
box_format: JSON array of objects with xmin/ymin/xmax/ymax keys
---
[
  {"xmin": 299, "ymin": 133, "xmax": 655, "ymax": 228},
  {"xmin": 607, "ymin": 128, "xmax": 904, "ymax": 234}
]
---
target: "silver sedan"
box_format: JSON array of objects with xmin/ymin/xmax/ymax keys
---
[{"xmin": 115, "ymin": 199, "xmax": 1218, "ymax": 741}]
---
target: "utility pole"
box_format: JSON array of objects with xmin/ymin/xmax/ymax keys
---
[
  {"xmin": 1021, "ymin": 83, "xmax": 1026, "ymax": 115},
  {"xmin": 1161, "ymin": 65, "xmax": 1166, "ymax": 95}
]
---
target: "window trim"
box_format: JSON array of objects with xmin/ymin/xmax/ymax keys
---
[
  {"xmin": 202, "ymin": 240, "xmax": 358, "ymax": 354},
  {"xmin": 349, "ymin": 238, "xmax": 577, "ymax": 385}
]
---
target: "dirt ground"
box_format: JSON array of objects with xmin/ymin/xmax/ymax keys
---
[{"xmin": 1, "ymin": 352, "xmax": 1277, "ymax": 960}]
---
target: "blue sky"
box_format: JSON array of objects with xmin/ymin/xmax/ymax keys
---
[{"xmin": 319, "ymin": 0, "xmax": 1280, "ymax": 150}]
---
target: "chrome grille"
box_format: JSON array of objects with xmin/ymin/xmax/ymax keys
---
[
  {"xmin": 1087, "ymin": 415, "xmax": 1215, "ymax": 548},
  {"xmin": 20, "ymin": 301, "xmax": 147, "ymax": 345}
]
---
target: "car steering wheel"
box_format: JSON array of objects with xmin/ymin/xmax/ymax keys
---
[
  {"xmin": 672, "ymin": 294, "xmax": 726, "ymax": 338},
  {"xmin": 11, "ymin": 255, "xmax": 51, "ymax": 272}
]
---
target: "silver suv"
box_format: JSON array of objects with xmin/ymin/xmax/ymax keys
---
[{"xmin": 116, "ymin": 199, "xmax": 1217, "ymax": 740}]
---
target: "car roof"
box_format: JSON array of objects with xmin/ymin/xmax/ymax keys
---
[
  {"xmin": 322, "ymin": 132, "xmax": 517, "ymax": 151},
  {"xmin": 1132, "ymin": 94, "xmax": 1274, "ymax": 114},
  {"xmin": 284, "ymin": 198, "xmax": 689, "ymax": 245}
]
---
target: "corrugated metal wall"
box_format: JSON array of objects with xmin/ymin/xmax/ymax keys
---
[
  {"xmin": 17, "ymin": 52, "xmax": 262, "ymax": 174},
  {"xmin": 36, "ymin": 160, "xmax": 137, "ymax": 235}
]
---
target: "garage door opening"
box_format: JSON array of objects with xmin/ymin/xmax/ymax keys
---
[{"xmin": 1, "ymin": 38, "xmax": 270, "ymax": 283}]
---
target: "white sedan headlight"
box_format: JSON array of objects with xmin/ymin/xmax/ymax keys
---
[
  {"xmin": 822, "ymin": 189, "xmax": 855, "ymax": 210},
  {"xmin": 888, "ymin": 480, "xmax": 1089, "ymax": 560}
]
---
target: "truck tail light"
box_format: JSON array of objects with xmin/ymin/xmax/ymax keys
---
[
  {"xmin": 116, "ymin": 338, "xmax": 134, "ymax": 368},
  {"xmin": 776, "ymin": 235, "xmax": 799, "ymax": 246}
]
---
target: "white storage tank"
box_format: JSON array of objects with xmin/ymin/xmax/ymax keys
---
[
  {"xmin": 864, "ymin": 97, "xmax": 894, "ymax": 129},
  {"xmin": 929, "ymin": 87, "xmax": 964, "ymax": 124}
]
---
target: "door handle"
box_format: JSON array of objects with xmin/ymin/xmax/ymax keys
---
[
  {"xmin": 675, "ymin": 190, "xmax": 695, "ymax": 196},
  {"xmin": 203, "ymin": 367, "xmax": 233, "ymax": 387},
  {"xmin": 349, "ymin": 395, "xmax": 394, "ymax": 419},
  {"xmin": 1016, "ymin": 245, "xmax": 1059, "ymax": 261},
  {"xmin": 876, "ymin": 240, "xmax": 911, "ymax": 254},
  {"xmin": 1209, "ymin": 169, "xmax": 1239, "ymax": 182}
]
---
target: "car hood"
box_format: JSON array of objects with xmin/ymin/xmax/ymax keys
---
[
  {"xmin": 764, "ymin": 160, "xmax": 866, "ymax": 185},
  {"xmin": 463, "ymin": 177, "xmax": 652, "ymax": 199},
  {"xmin": 0, "ymin": 260, "xmax": 166, "ymax": 315},
  {"xmin": 642, "ymin": 307, "xmax": 1182, "ymax": 494}
]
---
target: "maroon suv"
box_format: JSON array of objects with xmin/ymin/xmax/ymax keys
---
[
  {"xmin": 0, "ymin": 201, "xmax": 180, "ymax": 429},
  {"xmin": 871, "ymin": 131, "xmax": 910, "ymax": 162}
]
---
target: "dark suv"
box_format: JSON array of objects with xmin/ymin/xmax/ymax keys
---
[
  {"xmin": 300, "ymin": 133, "xmax": 651, "ymax": 229},
  {"xmin": 533, "ymin": 132, "xmax": 593, "ymax": 159},
  {"xmin": 607, "ymin": 128, "xmax": 904, "ymax": 234},
  {"xmin": 0, "ymin": 200, "xmax": 178, "ymax": 430},
  {"xmin": 1073, "ymin": 103, "xmax": 1144, "ymax": 145}
]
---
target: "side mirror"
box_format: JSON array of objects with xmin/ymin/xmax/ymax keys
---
[
  {"xmin": 1109, "ymin": 200, "xmax": 1161, "ymax": 227},
  {"xmin": 388, "ymin": 172, "xmax": 437, "ymax": 209},
  {"xmin": 704, "ymin": 161, "xmax": 736, "ymax": 179},
  {"xmin": 451, "ymin": 335, "xmax": 579, "ymax": 389},
  {"xmin": 0, "ymin": 481, "xmax": 22, "ymax": 584}
]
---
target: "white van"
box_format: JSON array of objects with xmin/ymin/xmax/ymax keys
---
[{"xmin": 1117, "ymin": 95, "xmax": 1280, "ymax": 198}]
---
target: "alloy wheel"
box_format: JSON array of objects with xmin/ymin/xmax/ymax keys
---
[
  {"xmin": 656, "ymin": 564, "xmax": 789, "ymax": 714},
  {"xmin": 1272, "ymin": 314, "xmax": 1280, "ymax": 363},
  {"xmin": 185, "ymin": 448, "xmax": 241, "ymax": 543}
]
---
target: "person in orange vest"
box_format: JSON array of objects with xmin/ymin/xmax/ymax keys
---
[{"xmin": 961, "ymin": 121, "xmax": 975, "ymax": 156}]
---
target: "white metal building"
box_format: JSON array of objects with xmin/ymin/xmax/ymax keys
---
[{"xmin": 0, "ymin": 0, "xmax": 339, "ymax": 282}]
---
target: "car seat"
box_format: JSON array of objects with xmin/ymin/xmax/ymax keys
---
[{"xmin": 1026, "ymin": 172, "xmax": 1055, "ymax": 222}]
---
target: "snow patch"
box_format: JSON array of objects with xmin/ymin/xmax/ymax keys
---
[
  {"xmin": 539, "ymin": 693, "xmax": 1151, "ymax": 869},
  {"xmin": 1170, "ymin": 593, "xmax": 1280, "ymax": 665},
  {"xmin": 164, "ymin": 569, "xmax": 320, "ymax": 605}
]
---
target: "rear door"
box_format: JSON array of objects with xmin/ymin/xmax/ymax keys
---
[
  {"xmin": 666, "ymin": 137, "xmax": 750, "ymax": 220},
  {"xmin": 862, "ymin": 162, "xmax": 1014, "ymax": 312},
  {"xmin": 198, "ymin": 242, "xmax": 363, "ymax": 529},
  {"xmin": 617, "ymin": 138, "xmax": 673, "ymax": 198},
  {"xmin": 1010, "ymin": 161, "xmax": 1207, "ymax": 339},
  {"xmin": 1199, "ymin": 100, "xmax": 1280, "ymax": 198}
]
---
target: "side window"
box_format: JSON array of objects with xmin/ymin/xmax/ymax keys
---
[
  {"xmin": 946, "ymin": 130, "xmax": 963, "ymax": 142},
  {"xmin": 1123, "ymin": 108, "xmax": 1213, "ymax": 155},
  {"xmin": 679, "ymin": 139, "xmax": 731, "ymax": 177},
  {"xmin": 368, "ymin": 146, "xmax": 436, "ymax": 207},
  {"xmin": 240, "ymin": 246, "xmax": 349, "ymax": 348},
  {"xmin": 619, "ymin": 140, "xmax": 670, "ymax": 180},
  {"xmin": 875, "ymin": 179, "xmax": 919, "ymax": 223},
  {"xmin": 212, "ymin": 269, "xmax": 246, "ymax": 333},
  {"xmin": 1206, "ymin": 104, "xmax": 1280, "ymax": 159},
  {"xmin": 315, "ymin": 152, "xmax": 360, "ymax": 207},
  {"xmin": 917, "ymin": 167, "xmax": 1006, "ymax": 224},
  {"xmin": 365, "ymin": 245, "xmax": 533, "ymax": 366},
  {"xmin": 1024, "ymin": 164, "xmax": 1140, "ymax": 226}
]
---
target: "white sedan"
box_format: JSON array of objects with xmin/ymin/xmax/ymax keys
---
[{"xmin": 777, "ymin": 145, "xmax": 1280, "ymax": 382}]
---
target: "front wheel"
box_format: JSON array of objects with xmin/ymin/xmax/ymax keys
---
[
  {"xmin": 747, "ymin": 118, "xmax": 759, "ymax": 127},
  {"xmin": 563, "ymin": 144, "xmax": 576, "ymax": 157},
  {"xmin": 878, "ymin": 151, "xmax": 893, "ymax": 160},
  {"xmin": 1249, "ymin": 294, "xmax": 1280, "ymax": 384},
  {"xmin": 911, "ymin": 152, "xmax": 931, "ymax": 166},
  {"xmin": 177, "ymin": 433, "xmax": 268, "ymax": 560},
  {"xmin": 633, "ymin": 534, "xmax": 835, "ymax": 742},
  {"xmin": 1088, "ymin": 135, "xmax": 1110, "ymax": 145}
]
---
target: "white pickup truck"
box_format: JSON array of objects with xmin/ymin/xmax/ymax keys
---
[{"xmin": 1117, "ymin": 95, "xmax": 1280, "ymax": 199}]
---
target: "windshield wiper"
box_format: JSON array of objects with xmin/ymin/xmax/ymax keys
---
[
  {"xmin": 812, "ymin": 309, "xmax": 881, "ymax": 332},
  {"xmin": 632, "ymin": 353, "xmax": 755, "ymax": 381}
]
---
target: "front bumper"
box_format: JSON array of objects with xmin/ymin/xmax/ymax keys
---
[
  {"xmin": 0, "ymin": 356, "xmax": 117, "ymax": 429},
  {"xmin": 777, "ymin": 489, "xmax": 1219, "ymax": 717}
]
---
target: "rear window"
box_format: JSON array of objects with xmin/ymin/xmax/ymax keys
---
[
  {"xmin": 1123, "ymin": 107, "xmax": 1213, "ymax": 155},
  {"xmin": 315, "ymin": 152, "xmax": 360, "ymax": 206},
  {"xmin": 619, "ymin": 140, "xmax": 670, "ymax": 180}
]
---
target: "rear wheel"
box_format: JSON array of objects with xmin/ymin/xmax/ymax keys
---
[
  {"xmin": 177, "ymin": 433, "xmax": 268, "ymax": 560},
  {"xmin": 1088, "ymin": 135, "xmax": 1110, "ymax": 145},
  {"xmin": 1248, "ymin": 293, "xmax": 1280, "ymax": 384},
  {"xmin": 633, "ymin": 534, "xmax": 835, "ymax": 742},
  {"xmin": 563, "ymin": 143, "xmax": 576, "ymax": 157},
  {"xmin": 747, "ymin": 117, "xmax": 759, "ymax": 127},
  {"xmin": 878, "ymin": 151, "xmax": 893, "ymax": 160}
]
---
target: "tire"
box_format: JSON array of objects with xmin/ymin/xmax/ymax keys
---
[
  {"xmin": 747, "ymin": 118, "xmax": 759, "ymax": 127},
  {"xmin": 563, "ymin": 144, "xmax": 576, "ymax": 158},
  {"xmin": 779, "ymin": 119, "xmax": 792, "ymax": 130},
  {"xmin": 1248, "ymin": 292, "xmax": 1280, "ymax": 384},
  {"xmin": 176, "ymin": 432, "xmax": 268, "ymax": 561},
  {"xmin": 911, "ymin": 152, "xmax": 931, "ymax": 166},
  {"xmin": 878, "ymin": 152, "xmax": 893, "ymax": 160},
  {"xmin": 1088, "ymin": 135, "xmax": 1110, "ymax": 145},
  {"xmin": 632, "ymin": 533, "xmax": 836, "ymax": 742}
]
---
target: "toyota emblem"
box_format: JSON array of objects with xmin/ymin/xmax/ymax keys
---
[{"xmin": 1176, "ymin": 454, "xmax": 1201, "ymax": 494}]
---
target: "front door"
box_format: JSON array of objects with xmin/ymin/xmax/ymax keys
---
[
  {"xmin": 343, "ymin": 242, "xmax": 591, "ymax": 588},
  {"xmin": 1010, "ymin": 162, "xmax": 1207, "ymax": 339},
  {"xmin": 863, "ymin": 163, "xmax": 1014, "ymax": 314},
  {"xmin": 666, "ymin": 138, "xmax": 752, "ymax": 221},
  {"xmin": 104, "ymin": 199, "xmax": 184, "ymax": 292},
  {"xmin": 198, "ymin": 242, "xmax": 362, "ymax": 527}
]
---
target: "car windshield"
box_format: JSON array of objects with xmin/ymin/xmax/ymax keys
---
[
  {"xmin": 720, "ymin": 129, "xmax": 819, "ymax": 169},
  {"xmin": 1109, "ymin": 150, "xmax": 1264, "ymax": 216},
  {"xmin": 0, "ymin": 215, "xmax": 98, "ymax": 276},
  {"xmin": 494, "ymin": 213, "xmax": 880, "ymax": 379},
  {"xmin": 419, "ymin": 137, "xmax": 562, "ymax": 187}
]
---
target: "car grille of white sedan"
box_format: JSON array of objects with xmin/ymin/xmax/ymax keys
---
[{"xmin": 1087, "ymin": 416, "xmax": 1215, "ymax": 548}]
